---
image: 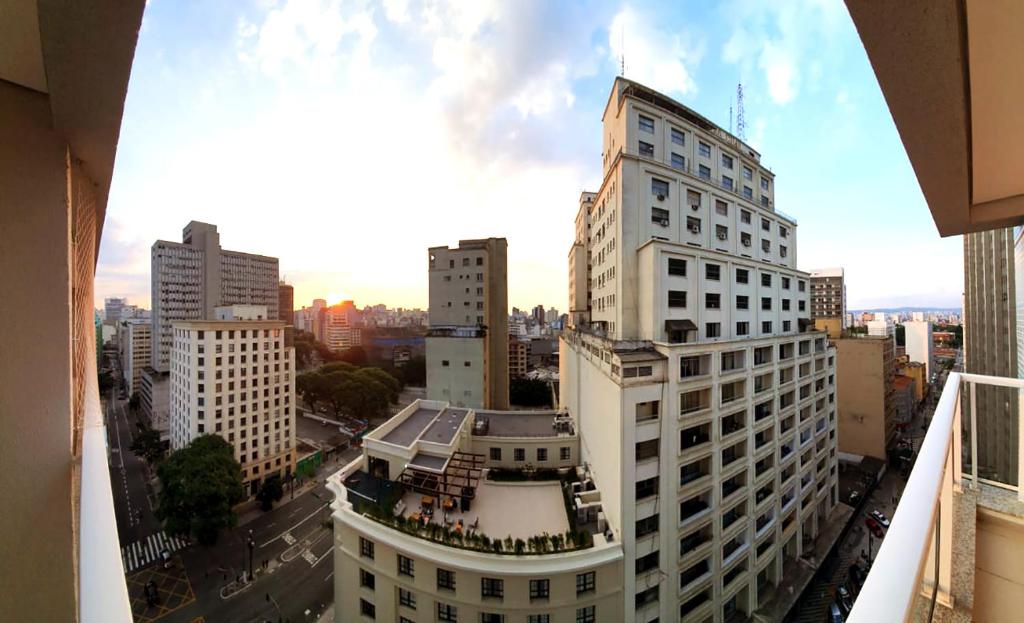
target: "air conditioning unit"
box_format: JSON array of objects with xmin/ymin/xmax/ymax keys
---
[
  {"xmin": 717, "ymin": 233, "xmax": 728, "ymax": 240},
  {"xmin": 656, "ymin": 194, "xmax": 665, "ymax": 201},
  {"xmin": 690, "ymin": 204, "xmax": 700, "ymax": 211},
  {"xmin": 742, "ymin": 239, "xmax": 751, "ymax": 247},
  {"xmin": 658, "ymin": 219, "xmax": 669, "ymax": 226},
  {"xmin": 689, "ymin": 225, "xmax": 700, "ymax": 234}
]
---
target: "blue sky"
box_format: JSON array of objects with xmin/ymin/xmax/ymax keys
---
[{"xmin": 96, "ymin": 0, "xmax": 964, "ymax": 313}]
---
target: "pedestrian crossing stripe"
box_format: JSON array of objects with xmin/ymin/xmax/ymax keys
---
[{"xmin": 120, "ymin": 530, "xmax": 189, "ymax": 573}]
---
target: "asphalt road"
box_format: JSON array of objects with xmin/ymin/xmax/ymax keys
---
[{"xmin": 107, "ymin": 391, "xmax": 162, "ymax": 545}]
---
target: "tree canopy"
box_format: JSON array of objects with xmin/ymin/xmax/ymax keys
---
[
  {"xmin": 255, "ymin": 476, "xmax": 284, "ymax": 511},
  {"xmin": 130, "ymin": 428, "xmax": 165, "ymax": 463},
  {"xmin": 296, "ymin": 364, "xmax": 400, "ymax": 420},
  {"xmin": 156, "ymin": 435, "xmax": 245, "ymax": 545},
  {"xmin": 510, "ymin": 377, "xmax": 552, "ymax": 407}
]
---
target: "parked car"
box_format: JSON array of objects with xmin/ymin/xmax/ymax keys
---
[
  {"xmin": 827, "ymin": 601, "xmax": 845, "ymax": 623},
  {"xmin": 864, "ymin": 516, "xmax": 885, "ymax": 538},
  {"xmin": 837, "ymin": 584, "xmax": 854, "ymax": 616},
  {"xmin": 870, "ymin": 509, "xmax": 891, "ymax": 528}
]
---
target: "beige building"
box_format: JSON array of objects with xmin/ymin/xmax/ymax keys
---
[
  {"xmin": 323, "ymin": 300, "xmax": 363, "ymax": 352},
  {"xmin": 808, "ymin": 268, "xmax": 846, "ymax": 331},
  {"xmin": 329, "ymin": 401, "xmax": 622, "ymax": 623},
  {"xmin": 568, "ymin": 192, "xmax": 596, "ymax": 328},
  {"xmin": 835, "ymin": 335, "xmax": 896, "ymax": 461},
  {"xmin": 119, "ymin": 319, "xmax": 151, "ymax": 396},
  {"xmin": 169, "ymin": 305, "xmax": 296, "ymax": 496},
  {"xmin": 560, "ymin": 77, "xmax": 839, "ymax": 622},
  {"xmin": 427, "ymin": 239, "xmax": 509, "ymax": 409}
]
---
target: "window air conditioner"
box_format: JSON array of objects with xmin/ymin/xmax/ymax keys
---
[
  {"xmin": 717, "ymin": 233, "xmax": 727, "ymax": 240},
  {"xmin": 656, "ymin": 194, "xmax": 665, "ymax": 201},
  {"xmin": 659, "ymin": 219, "xmax": 669, "ymax": 226},
  {"xmin": 689, "ymin": 225, "xmax": 700, "ymax": 234},
  {"xmin": 742, "ymin": 239, "xmax": 751, "ymax": 247},
  {"xmin": 690, "ymin": 204, "xmax": 700, "ymax": 211}
]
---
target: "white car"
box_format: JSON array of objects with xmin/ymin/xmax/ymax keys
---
[{"xmin": 870, "ymin": 510, "xmax": 890, "ymax": 528}]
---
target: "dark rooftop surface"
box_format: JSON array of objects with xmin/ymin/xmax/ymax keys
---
[
  {"xmin": 422, "ymin": 408, "xmax": 470, "ymax": 445},
  {"xmin": 381, "ymin": 407, "xmax": 439, "ymax": 447},
  {"xmin": 473, "ymin": 411, "xmax": 569, "ymax": 437},
  {"xmin": 409, "ymin": 453, "xmax": 448, "ymax": 471}
]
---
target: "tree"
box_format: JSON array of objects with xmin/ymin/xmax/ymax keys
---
[
  {"xmin": 98, "ymin": 370, "xmax": 114, "ymax": 393},
  {"xmin": 156, "ymin": 435, "xmax": 244, "ymax": 545},
  {"xmin": 357, "ymin": 367, "xmax": 401, "ymax": 404},
  {"xmin": 337, "ymin": 345, "xmax": 368, "ymax": 366},
  {"xmin": 402, "ymin": 356, "xmax": 426, "ymax": 387},
  {"xmin": 321, "ymin": 361, "xmax": 357, "ymax": 375},
  {"xmin": 297, "ymin": 371, "xmax": 331, "ymax": 412},
  {"xmin": 128, "ymin": 392, "xmax": 141, "ymax": 412},
  {"xmin": 255, "ymin": 477, "xmax": 284, "ymax": 511},
  {"xmin": 131, "ymin": 428, "xmax": 165, "ymax": 463},
  {"xmin": 895, "ymin": 324, "xmax": 906, "ymax": 347},
  {"xmin": 510, "ymin": 377, "xmax": 551, "ymax": 407}
]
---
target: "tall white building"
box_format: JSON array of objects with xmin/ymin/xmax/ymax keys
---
[
  {"xmin": 104, "ymin": 297, "xmax": 126, "ymax": 325},
  {"xmin": 904, "ymin": 320, "xmax": 934, "ymax": 377},
  {"xmin": 119, "ymin": 319, "xmax": 151, "ymax": 396},
  {"xmin": 427, "ymin": 239, "xmax": 509, "ymax": 409},
  {"xmin": 561, "ymin": 77, "xmax": 839, "ymax": 621},
  {"xmin": 866, "ymin": 318, "xmax": 894, "ymax": 339},
  {"xmin": 151, "ymin": 221, "xmax": 279, "ymax": 373},
  {"xmin": 323, "ymin": 301, "xmax": 363, "ymax": 352},
  {"xmin": 169, "ymin": 305, "xmax": 296, "ymax": 496}
]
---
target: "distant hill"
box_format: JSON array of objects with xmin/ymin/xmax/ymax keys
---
[{"xmin": 848, "ymin": 306, "xmax": 961, "ymax": 314}]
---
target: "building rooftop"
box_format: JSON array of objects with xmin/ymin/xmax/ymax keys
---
[
  {"xmin": 472, "ymin": 410, "xmax": 574, "ymax": 438},
  {"xmin": 422, "ymin": 408, "xmax": 470, "ymax": 445},
  {"xmin": 380, "ymin": 406, "xmax": 442, "ymax": 447}
]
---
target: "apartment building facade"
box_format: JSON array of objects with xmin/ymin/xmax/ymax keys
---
[
  {"xmin": 509, "ymin": 335, "xmax": 529, "ymax": 379},
  {"xmin": 426, "ymin": 239, "xmax": 509, "ymax": 409},
  {"xmin": 168, "ymin": 305, "xmax": 296, "ymax": 496},
  {"xmin": 903, "ymin": 319, "xmax": 934, "ymax": 378},
  {"xmin": 151, "ymin": 220, "xmax": 279, "ymax": 373},
  {"xmin": 119, "ymin": 319, "xmax": 151, "ymax": 396},
  {"xmin": 808, "ymin": 267, "xmax": 846, "ymax": 338},
  {"xmin": 560, "ymin": 78, "xmax": 839, "ymax": 622},
  {"xmin": 278, "ymin": 281, "xmax": 294, "ymax": 325},
  {"xmin": 324, "ymin": 300, "xmax": 363, "ymax": 352}
]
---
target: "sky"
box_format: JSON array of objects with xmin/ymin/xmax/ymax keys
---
[{"xmin": 95, "ymin": 0, "xmax": 965, "ymax": 314}]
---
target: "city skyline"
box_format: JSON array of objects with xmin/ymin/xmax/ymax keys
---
[{"xmin": 95, "ymin": 0, "xmax": 964, "ymax": 313}]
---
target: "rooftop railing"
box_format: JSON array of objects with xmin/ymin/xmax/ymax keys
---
[{"xmin": 848, "ymin": 372, "xmax": 1024, "ymax": 623}]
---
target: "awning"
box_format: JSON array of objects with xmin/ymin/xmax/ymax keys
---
[{"xmin": 665, "ymin": 319, "xmax": 698, "ymax": 332}]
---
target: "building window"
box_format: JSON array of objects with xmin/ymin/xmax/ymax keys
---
[
  {"xmin": 530, "ymin": 579, "xmax": 551, "ymax": 601},
  {"xmin": 360, "ymin": 537, "xmax": 374, "ymax": 559},
  {"xmin": 737, "ymin": 321, "xmax": 749, "ymax": 335},
  {"xmin": 360, "ymin": 568, "xmax": 375, "ymax": 590},
  {"xmin": 761, "ymin": 239, "xmax": 771, "ymax": 253},
  {"xmin": 741, "ymin": 232, "xmax": 752, "ymax": 247},
  {"xmin": 743, "ymin": 186, "xmax": 753, "ymax": 199},
  {"xmin": 668, "ymin": 290, "xmax": 687, "ymax": 308},
  {"xmin": 437, "ymin": 568, "xmax": 456, "ymax": 591},
  {"xmin": 782, "ymin": 299, "xmax": 791, "ymax": 311},
  {"xmin": 762, "ymin": 321, "xmax": 773, "ymax": 333},
  {"xmin": 699, "ymin": 142, "xmax": 711, "ymax": 158},
  {"xmin": 399, "ymin": 588, "xmax": 416, "ymax": 609},
  {"xmin": 481, "ymin": 578, "xmax": 504, "ymax": 599},
  {"xmin": 360, "ymin": 599, "xmax": 375, "ymax": 619},
  {"xmin": 481, "ymin": 615, "xmax": 504, "ymax": 623},
  {"xmin": 716, "ymin": 225, "xmax": 728, "ymax": 241},
  {"xmin": 442, "ymin": 360, "xmax": 449, "ymax": 367},
  {"xmin": 680, "ymin": 356, "xmax": 704, "ymax": 378},
  {"xmin": 736, "ymin": 268, "xmax": 749, "ymax": 284},
  {"xmin": 513, "ymin": 448, "xmax": 526, "ymax": 462},
  {"xmin": 639, "ymin": 141, "xmax": 654, "ymax": 157},
  {"xmin": 437, "ymin": 603, "xmax": 457, "ymax": 622},
  {"xmin": 489, "ymin": 447, "xmax": 501, "ymax": 461},
  {"xmin": 671, "ymin": 152, "xmax": 685, "ymax": 170},
  {"xmin": 736, "ymin": 295, "xmax": 749, "ymax": 310},
  {"xmin": 743, "ymin": 166, "xmax": 753, "ymax": 181},
  {"xmin": 651, "ymin": 178, "xmax": 670, "ymax": 197},
  {"xmin": 761, "ymin": 297, "xmax": 772, "ymax": 311},
  {"xmin": 798, "ymin": 280, "xmax": 806, "ymax": 292},
  {"xmin": 761, "ymin": 274, "xmax": 772, "ymax": 287},
  {"xmin": 560, "ymin": 447, "xmax": 571, "ymax": 461},
  {"xmin": 715, "ymin": 200, "xmax": 728, "ymax": 216},
  {"xmin": 398, "ymin": 554, "xmax": 414, "ymax": 577},
  {"xmin": 782, "ymin": 277, "xmax": 790, "ymax": 289},
  {"xmin": 722, "ymin": 175, "xmax": 734, "ymax": 190},
  {"xmin": 576, "ymin": 606, "xmax": 596, "ymax": 623},
  {"xmin": 652, "ymin": 207, "xmax": 670, "ymax": 225},
  {"xmin": 721, "ymin": 154, "xmax": 733, "ymax": 169},
  {"xmin": 671, "ymin": 127, "xmax": 685, "ymax": 145},
  {"xmin": 668, "ymin": 258, "xmax": 687, "ymax": 276},
  {"xmin": 528, "ymin": 617, "xmax": 550, "ymax": 623},
  {"xmin": 686, "ymin": 216, "xmax": 701, "ymax": 234},
  {"xmin": 783, "ymin": 320, "xmax": 792, "ymax": 332},
  {"xmin": 706, "ymin": 264, "xmax": 721, "ymax": 280},
  {"xmin": 799, "ymin": 300, "xmax": 806, "ymax": 312},
  {"xmin": 780, "ymin": 245, "xmax": 788, "ymax": 258},
  {"xmin": 698, "ymin": 164, "xmax": 711, "ymax": 180},
  {"xmin": 639, "ymin": 115, "xmax": 655, "ymax": 133},
  {"xmin": 761, "ymin": 177, "xmax": 770, "ymax": 191},
  {"xmin": 576, "ymin": 572, "xmax": 596, "ymax": 595},
  {"xmin": 706, "ymin": 322, "xmax": 721, "ymax": 338},
  {"xmin": 537, "ymin": 448, "xmax": 548, "ymax": 462},
  {"xmin": 705, "ymin": 293, "xmax": 721, "ymax": 309}
]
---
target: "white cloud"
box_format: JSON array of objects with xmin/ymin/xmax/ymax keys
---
[
  {"xmin": 381, "ymin": 0, "xmax": 409, "ymax": 23},
  {"xmin": 759, "ymin": 41, "xmax": 796, "ymax": 104},
  {"xmin": 608, "ymin": 5, "xmax": 702, "ymax": 97}
]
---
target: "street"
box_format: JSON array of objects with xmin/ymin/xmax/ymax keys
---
[{"xmin": 105, "ymin": 386, "xmax": 357, "ymax": 622}]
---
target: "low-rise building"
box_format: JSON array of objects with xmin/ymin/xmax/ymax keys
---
[
  {"xmin": 169, "ymin": 305, "xmax": 296, "ymax": 496},
  {"xmin": 330, "ymin": 400, "xmax": 621, "ymax": 622}
]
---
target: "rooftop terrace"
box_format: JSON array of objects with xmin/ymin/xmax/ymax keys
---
[{"xmin": 472, "ymin": 410, "xmax": 575, "ymax": 438}]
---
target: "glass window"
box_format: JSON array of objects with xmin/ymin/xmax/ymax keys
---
[
  {"xmin": 705, "ymin": 293, "xmax": 721, "ymax": 309},
  {"xmin": 715, "ymin": 200, "xmax": 728, "ymax": 216},
  {"xmin": 651, "ymin": 207, "xmax": 670, "ymax": 225},
  {"xmin": 743, "ymin": 166, "xmax": 753, "ymax": 180},
  {"xmin": 722, "ymin": 154, "xmax": 733, "ymax": 169},
  {"xmin": 736, "ymin": 268, "xmax": 749, "ymax": 284},
  {"xmin": 652, "ymin": 178, "xmax": 670, "ymax": 197},
  {"xmin": 706, "ymin": 322, "xmax": 721, "ymax": 338},
  {"xmin": 737, "ymin": 321, "xmax": 749, "ymax": 335},
  {"xmin": 698, "ymin": 164, "xmax": 711, "ymax": 180},
  {"xmin": 722, "ymin": 175, "xmax": 733, "ymax": 190},
  {"xmin": 699, "ymin": 142, "xmax": 711, "ymax": 157},
  {"xmin": 360, "ymin": 537, "xmax": 374, "ymax": 559},
  {"xmin": 736, "ymin": 295, "xmax": 749, "ymax": 310},
  {"xmin": 671, "ymin": 152, "xmax": 685, "ymax": 170},
  {"xmin": 530, "ymin": 579, "xmax": 550, "ymax": 600},
  {"xmin": 398, "ymin": 554, "xmax": 414, "ymax": 577},
  {"xmin": 761, "ymin": 274, "xmax": 772, "ymax": 287},
  {"xmin": 639, "ymin": 115, "xmax": 655, "ymax": 133},
  {"xmin": 668, "ymin": 258, "xmax": 687, "ymax": 276},
  {"xmin": 671, "ymin": 128, "xmax": 685, "ymax": 145},
  {"xmin": 399, "ymin": 588, "xmax": 416, "ymax": 609},
  {"xmin": 716, "ymin": 224, "xmax": 728, "ymax": 240},
  {"xmin": 668, "ymin": 290, "xmax": 687, "ymax": 308},
  {"xmin": 576, "ymin": 572, "xmax": 596, "ymax": 595},
  {"xmin": 706, "ymin": 264, "xmax": 721, "ymax": 280},
  {"xmin": 639, "ymin": 141, "xmax": 654, "ymax": 157},
  {"xmin": 437, "ymin": 568, "xmax": 456, "ymax": 591},
  {"xmin": 481, "ymin": 577, "xmax": 504, "ymax": 599},
  {"xmin": 687, "ymin": 216, "xmax": 701, "ymax": 233}
]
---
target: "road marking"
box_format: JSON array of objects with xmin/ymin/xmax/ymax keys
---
[
  {"xmin": 282, "ymin": 532, "xmax": 296, "ymax": 546},
  {"xmin": 259, "ymin": 502, "xmax": 329, "ymax": 548},
  {"xmin": 120, "ymin": 530, "xmax": 190, "ymax": 574},
  {"xmin": 324, "ymin": 571, "xmax": 334, "ymax": 583}
]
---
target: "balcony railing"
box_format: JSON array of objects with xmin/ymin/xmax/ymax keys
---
[{"xmin": 848, "ymin": 372, "xmax": 1024, "ymax": 623}]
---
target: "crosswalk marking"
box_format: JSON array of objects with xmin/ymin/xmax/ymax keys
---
[{"xmin": 120, "ymin": 530, "xmax": 190, "ymax": 574}]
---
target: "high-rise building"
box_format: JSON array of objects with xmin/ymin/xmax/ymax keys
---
[
  {"xmin": 508, "ymin": 335, "xmax": 529, "ymax": 379},
  {"xmin": 426, "ymin": 239, "xmax": 509, "ymax": 409},
  {"xmin": 903, "ymin": 319, "xmax": 934, "ymax": 378},
  {"xmin": 323, "ymin": 300, "xmax": 363, "ymax": 352},
  {"xmin": 964, "ymin": 228, "xmax": 1019, "ymax": 484},
  {"xmin": 834, "ymin": 335, "xmax": 896, "ymax": 460},
  {"xmin": 168, "ymin": 305, "xmax": 296, "ymax": 497},
  {"xmin": 150, "ymin": 221, "xmax": 279, "ymax": 373},
  {"xmin": 808, "ymin": 267, "xmax": 846, "ymax": 337},
  {"xmin": 532, "ymin": 304, "xmax": 545, "ymax": 325},
  {"xmin": 119, "ymin": 319, "xmax": 151, "ymax": 396},
  {"xmin": 278, "ymin": 281, "xmax": 294, "ymax": 325},
  {"xmin": 104, "ymin": 297, "xmax": 127, "ymax": 325},
  {"xmin": 558, "ymin": 78, "xmax": 838, "ymax": 621}
]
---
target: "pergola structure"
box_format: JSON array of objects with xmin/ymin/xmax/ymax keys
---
[{"xmin": 397, "ymin": 451, "xmax": 484, "ymax": 499}]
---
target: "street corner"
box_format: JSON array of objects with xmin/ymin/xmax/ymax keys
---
[{"xmin": 126, "ymin": 554, "xmax": 195, "ymax": 623}]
